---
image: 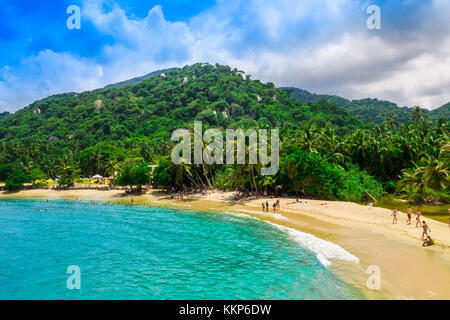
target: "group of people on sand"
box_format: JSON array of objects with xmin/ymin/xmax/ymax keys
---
[
  {"xmin": 391, "ymin": 206, "xmax": 433, "ymax": 247},
  {"xmin": 233, "ymin": 188, "xmax": 288, "ymax": 201},
  {"xmin": 165, "ymin": 187, "xmax": 211, "ymax": 200},
  {"xmin": 286, "ymin": 198, "xmax": 309, "ymax": 205},
  {"xmin": 261, "ymin": 199, "xmax": 280, "ymax": 212}
]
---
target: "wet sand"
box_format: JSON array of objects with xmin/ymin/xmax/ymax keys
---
[{"xmin": 2, "ymin": 189, "xmax": 450, "ymax": 300}]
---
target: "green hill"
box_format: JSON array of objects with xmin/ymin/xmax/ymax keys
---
[
  {"xmin": 103, "ymin": 68, "xmax": 176, "ymax": 89},
  {"xmin": 282, "ymin": 87, "xmax": 449, "ymax": 123},
  {"xmin": 431, "ymin": 102, "xmax": 450, "ymax": 121},
  {"xmin": 0, "ymin": 63, "xmax": 447, "ymax": 204},
  {"xmin": 0, "ymin": 112, "xmax": 9, "ymax": 120},
  {"xmin": 0, "ymin": 63, "xmax": 363, "ymax": 172}
]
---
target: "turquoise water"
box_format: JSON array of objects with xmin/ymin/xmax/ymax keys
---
[{"xmin": 0, "ymin": 200, "xmax": 363, "ymax": 300}]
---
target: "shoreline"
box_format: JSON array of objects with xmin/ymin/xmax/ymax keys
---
[{"xmin": 1, "ymin": 188, "xmax": 450, "ymax": 300}]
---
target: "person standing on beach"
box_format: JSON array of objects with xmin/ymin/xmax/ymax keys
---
[
  {"xmin": 407, "ymin": 206, "xmax": 412, "ymax": 225},
  {"xmin": 415, "ymin": 209, "xmax": 422, "ymax": 228},
  {"xmin": 448, "ymin": 208, "xmax": 450, "ymax": 227},
  {"xmin": 265, "ymin": 201, "xmax": 269, "ymax": 212},
  {"xmin": 391, "ymin": 208, "xmax": 398, "ymax": 224},
  {"xmin": 422, "ymin": 221, "xmax": 431, "ymax": 240},
  {"xmin": 262, "ymin": 202, "xmax": 266, "ymax": 212}
]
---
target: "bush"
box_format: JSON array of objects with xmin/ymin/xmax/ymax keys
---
[
  {"xmin": 282, "ymin": 150, "xmax": 384, "ymax": 202},
  {"xmin": 383, "ymin": 180, "xmax": 397, "ymax": 193},
  {"xmin": 5, "ymin": 170, "xmax": 29, "ymax": 191},
  {"xmin": 29, "ymin": 168, "xmax": 46, "ymax": 181},
  {"xmin": 116, "ymin": 161, "xmax": 151, "ymax": 191},
  {"xmin": 338, "ymin": 168, "xmax": 384, "ymax": 202},
  {"xmin": 152, "ymin": 159, "xmax": 173, "ymax": 187},
  {"xmin": 0, "ymin": 163, "xmax": 13, "ymax": 181}
]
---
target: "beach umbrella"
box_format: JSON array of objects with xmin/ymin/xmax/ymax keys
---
[
  {"xmin": 91, "ymin": 174, "xmax": 103, "ymax": 179},
  {"xmin": 46, "ymin": 179, "xmax": 54, "ymax": 184}
]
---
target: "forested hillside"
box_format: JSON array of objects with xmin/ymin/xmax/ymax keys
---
[
  {"xmin": 432, "ymin": 102, "xmax": 450, "ymax": 121},
  {"xmin": 0, "ymin": 63, "xmax": 448, "ymax": 203},
  {"xmin": 283, "ymin": 87, "xmax": 449, "ymax": 124},
  {"xmin": 0, "ymin": 62, "xmax": 363, "ymax": 170},
  {"xmin": 103, "ymin": 68, "xmax": 175, "ymax": 89}
]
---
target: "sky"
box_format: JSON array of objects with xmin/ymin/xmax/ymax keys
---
[{"xmin": 0, "ymin": 0, "xmax": 449, "ymax": 112}]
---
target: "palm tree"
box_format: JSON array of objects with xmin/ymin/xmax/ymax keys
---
[
  {"xmin": 410, "ymin": 106, "xmax": 425, "ymax": 124},
  {"xmin": 421, "ymin": 157, "xmax": 449, "ymax": 192},
  {"xmin": 58, "ymin": 162, "xmax": 81, "ymax": 188},
  {"xmin": 259, "ymin": 175, "xmax": 276, "ymax": 191},
  {"xmin": 385, "ymin": 114, "xmax": 398, "ymax": 129}
]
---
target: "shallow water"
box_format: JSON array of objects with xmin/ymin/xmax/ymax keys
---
[{"xmin": 0, "ymin": 200, "xmax": 363, "ymax": 300}]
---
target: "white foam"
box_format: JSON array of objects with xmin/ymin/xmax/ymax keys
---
[
  {"xmin": 234, "ymin": 209, "xmax": 287, "ymax": 220},
  {"xmin": 224, "ymin": 212, "xmax": 259, "ymax": 220},
  {"xmin": 224, "ymin": 210, "xmax": 359, "ymax": 268},
  {"xmin": 265, "ymin": 221, "xmax": 359, "ymax": 268}
]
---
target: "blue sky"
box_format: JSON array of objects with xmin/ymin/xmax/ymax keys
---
[{"xmin": 1, "ymin": 0, "xmax": 449, "ymax": 112}]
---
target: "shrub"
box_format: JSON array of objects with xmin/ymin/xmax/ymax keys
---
[{"xmin": 5, "ymin": 170, "xmax": 29, "ymax": 191}]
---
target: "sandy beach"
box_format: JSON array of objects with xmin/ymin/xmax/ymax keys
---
[{"xmin": 1, "ymin": 188, "xmax": 450, "ymax": 300}]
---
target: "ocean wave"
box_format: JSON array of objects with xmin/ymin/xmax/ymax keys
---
[
  {"xmin": 233, "ymin": 209, "xmax": 287, "ymax": 220},
  {"xmin": 265, "ymin": 221, "xmax": 359, "ymax": 268},
  {"xmin": 224, "ymin": 210, "xmax": 359, "ymax": 268}
]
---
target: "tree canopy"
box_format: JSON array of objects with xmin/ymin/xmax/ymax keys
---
[{"xmin": 0, "ymin": 63, "xmax": 448, "ymax": 202}]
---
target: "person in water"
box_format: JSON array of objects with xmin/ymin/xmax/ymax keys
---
[
  {"xmin": 391, "ymin": 208, "xmax": 399, "ymax": 224},
  {"xmin": 422, "ymin": 235, "xmax": 434, "ymax": 247},
  {"xmin": 406, "ymin": 206, "xmax": 412, "ymax": 225},
  {"xmin": 415, "ymin": 209, "xmax": 422, "ymax": 228},
  {"xmin": 422, "ymin": 221, "xmax": 431, "ymax": 240},
  {"xmin": 262, "ymin": 202, "xmax": 265, "ymax": 212}
]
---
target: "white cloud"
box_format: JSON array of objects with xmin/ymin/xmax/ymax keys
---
[
  {"xmin": 0, "ymin": 50, "xmax": 103, "ymax": 110},
  {"xmin": 1, "ymin": 0, "xmax": 449, "ymax": 112}
]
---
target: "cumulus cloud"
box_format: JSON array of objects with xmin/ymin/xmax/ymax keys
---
[
  {"xmin": 0, "ymin": 50, "xmax": 104, "ymax": 110},
  {"xmin": 0, "ymin": 0, "xmax": 449, "ymax": 112}
]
